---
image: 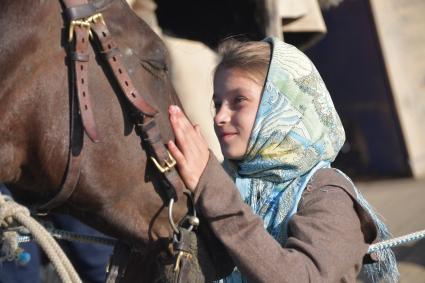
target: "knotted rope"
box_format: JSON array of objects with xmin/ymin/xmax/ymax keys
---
[{"xmin": 0, "ymin": 194, "xmax": 81, "ymax": 283}]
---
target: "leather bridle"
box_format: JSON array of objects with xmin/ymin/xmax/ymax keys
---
[
  {"xmin": 39, "ymin": 0, "xmax": 185, "ymax": 212},
  {"xmin": 36, "ymin": 1, "xmax": 199, "ymax": 280}
]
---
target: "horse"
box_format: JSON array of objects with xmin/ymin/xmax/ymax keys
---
[{"xmin": 0, "ymin": 0, "xmax": 230, "ymax": 281}]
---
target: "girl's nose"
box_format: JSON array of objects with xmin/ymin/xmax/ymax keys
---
[{"xmin": 214, "ymin": 104, "xmax": 231, "ymax": 126}]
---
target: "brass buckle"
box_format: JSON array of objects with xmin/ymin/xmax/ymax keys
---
[
  {"xmin": 86, "ymin": 13, "xmax": 105, "ymax": 25},
  {"xmin": 68, "ymin": 13, "xmax": 104, "ymax": 42},
  {"xmin": 68, "ymin": 20, "xmax": 91, "ymax": 42},
  {"xmin": 150, "ymin": 151, "xmax": 176, "ymax": 173},
  {"xmin": 174, "ymin": 251, "xmax": 192, "ymax": 273}
]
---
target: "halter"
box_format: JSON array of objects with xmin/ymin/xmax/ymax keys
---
[{"xmin": 36, "ymin": 0, "xmax": 199, "ymax": 281}]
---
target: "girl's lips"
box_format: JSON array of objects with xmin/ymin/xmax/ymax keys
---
[{"xmin": 220, "ymin": 133, "xmax": 237, "ymax": 141}]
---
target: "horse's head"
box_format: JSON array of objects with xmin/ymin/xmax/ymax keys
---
[{"xmin": 0, "ymin": 0, "xmax": 194, "ymax": 255}]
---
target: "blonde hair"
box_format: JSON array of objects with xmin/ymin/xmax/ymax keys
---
[{"xmin": 215, "ymin": 39, "xmax": 271, "ymax": 85}]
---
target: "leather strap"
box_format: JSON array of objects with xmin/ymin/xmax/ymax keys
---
[
  {"xmin": 139, "ymin": 117, "xmax": 185, "ymax": 201},
  {"xmin": 38, "ymin": 0, "xmax": 92, "ymax": 211},
  {"xmin": 172, "ymin": 228, "xmax": 197, "ymax": 283},
  {"xmin": 90, "ymin": 20, "xmax": 158, "ymax": 117},
  {"xmin": 73, "ymin": 24, "xmax": 101, "ymax": 142},
  {"xmin": 65, "ymin": 0, "xmax": 116, "ymax": 20},
  {"xmin": 38, "ymin": 52, "xmax": 84, "ymax": 211},
  {"xmin": 88, "ymin": 14, "xmax": 184, "ymax": 201}
]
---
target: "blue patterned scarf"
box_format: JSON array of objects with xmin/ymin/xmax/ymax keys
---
[{"xmin": 220, "ymin": 38, "xmax": 398, "ymax": 283}]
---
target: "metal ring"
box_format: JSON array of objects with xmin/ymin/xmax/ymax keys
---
[
  {"xmin": 168, "ymin": 192, "xmax": 200, "ymax": 234},
  {"xmin": 168, "ymin": 198, "xmax": 180, "ymax": 234}
]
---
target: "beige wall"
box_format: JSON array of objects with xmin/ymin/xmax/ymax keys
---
[
  {"xmin": 163, "ymin": 37, "xmax": 223, "ymax": 161},
  {"xmin": 369, "ymin": 0, "xmax": 425, "ymax": 177},
  {"xmin": 127, "ymin": 0, "xmax": 224, "ymax": 160}
]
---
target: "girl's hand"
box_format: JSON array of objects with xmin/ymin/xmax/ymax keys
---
[{"xmin": 168, "ymin": 105, "xmax": 210, "ymax": 192}]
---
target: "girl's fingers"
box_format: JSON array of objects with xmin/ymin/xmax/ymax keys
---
[
  {"xmin": 167, "ymin": 106, "xmax": 210, "ymax": 191},
  {"xmin": 167, "ymin": 140, "xmax": 186, "ymax": 166},
  {"xmin": 173, "ymin": 106, "xmax": 194, "ymax": 133},
  {"xmin": 169, "ymin": 106, "xmax": 188, "ymax": 146},
  {"xmin": 169, "ymin": 105, "xmax": 200, "ymax": 152}
]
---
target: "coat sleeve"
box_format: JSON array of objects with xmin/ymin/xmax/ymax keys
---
[{"xmin": 194, "ymin": 153, "xmax": 371, "ymax": 283}]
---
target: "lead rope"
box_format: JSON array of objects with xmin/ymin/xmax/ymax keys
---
[
  {"xmin": 368, "ymin": 229, "xmax": 425, "ymax": 253},
  {"xmin": 14, "ymin": 224, "xmax": 421, "ymax": 254},
  {"xmin": 2, "ymin": 192, "xmax": 425, "ymax": 277},
  {"xmin": 0, "ymin": 194, "xmax": 81, "ymax": 283}
]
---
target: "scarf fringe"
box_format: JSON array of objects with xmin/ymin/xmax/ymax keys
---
[{"xmin": 337, "ymin": 170, "xmax": 399, "ymax": 283}]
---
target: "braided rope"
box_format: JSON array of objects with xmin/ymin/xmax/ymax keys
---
[
  {"xmin": 14, "ymin": 212, "xmax": 425, "ymax": 255},
  {"xmin": 368, "ymin": 229, "xmax": 425, "ymax": 254},
  {"xmin": 0, "ymin": 194, "xmax": 81, "ymax": 283},
  {"xmin": 3, "ymin": 193, "xmax": 425, "ymax": 279},
  {"xmin": 19, "ymin": 217, "xmax": 425, "ymax": 255}
]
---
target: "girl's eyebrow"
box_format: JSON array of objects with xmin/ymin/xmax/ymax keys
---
[{"xmin": 213, "ymin": 88, "xmax": 248, "ymax": 100}]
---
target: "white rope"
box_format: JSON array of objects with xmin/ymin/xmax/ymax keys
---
[
  {"xmin": 368, "ymin": 229, "xmax": 425, "ymax": 254},
  {"xmin": 0, "ymin": 194, "xmax": 82, "ymax": 283},
  {"xmin": 12, "ymin": 207, "xmax": 425, "ymax": 255},
  {"xmin": 21, "ymin": 215, "xmax": 425, "ymax": 255},
  {"xmin": 2, "ymin": 193, "xmax": 425, "ymax": 279}
]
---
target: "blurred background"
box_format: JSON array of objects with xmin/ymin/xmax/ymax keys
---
[{"xmin": 127, "ymin": 0, "xmax": 425, "ymax": 281}]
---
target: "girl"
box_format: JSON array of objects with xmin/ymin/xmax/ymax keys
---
[{"xmin": 167, "ymin": 37, "xmax": 398, "ymax": 283}]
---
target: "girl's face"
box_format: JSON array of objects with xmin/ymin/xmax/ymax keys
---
[{"xmin": 213, "ymin": 67, "xmax": 263, "ymax": 160}]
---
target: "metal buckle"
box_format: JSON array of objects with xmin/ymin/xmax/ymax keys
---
[
  {"xmin": 86, "ymin": 13, "xmax": 105, "ymax": 25},
  {"xmin": 174, "ymin": 251, "xmax": 192, "ymax": 273},
  {"xmin": 68, "ymin": 13, "xmax": 104, "ymax": 42},
  {"xmin": 68, "ymin": 20, "xmax": 91, "ymax": 42},
  {"xmin": 150, "ymin": 151, "xmax": 176, "ymax": 173}
]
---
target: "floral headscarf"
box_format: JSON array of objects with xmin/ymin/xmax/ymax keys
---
[{"xmin": 236, "ymin": 37, "xmax": 345, "ymax": 243}]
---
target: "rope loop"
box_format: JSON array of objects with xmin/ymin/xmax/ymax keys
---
[
  {"xmin": 0, "ymin": 193, "xmax": 81, "ymax": 283},
  {"xmin": 0, "ymin": 194, "xmax": 30, "ymax": 227}
]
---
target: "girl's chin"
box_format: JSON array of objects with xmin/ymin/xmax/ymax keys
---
[{"xmin": 222, "ymin": 150, "xmax": 244, "ymax": 161}]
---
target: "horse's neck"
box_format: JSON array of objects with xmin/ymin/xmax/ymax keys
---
[{"xmin": 0, "ymin": 1, "xmax": 65, "ymax": 186}]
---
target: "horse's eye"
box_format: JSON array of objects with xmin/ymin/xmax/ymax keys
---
[{"xmin": 141, "ymin": 59, "xmax": 168, "ymax": 72}]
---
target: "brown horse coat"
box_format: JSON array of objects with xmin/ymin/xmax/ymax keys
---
[{"xmin": 0, "ymin": 0, "xmax": 190, "ymax": 262}]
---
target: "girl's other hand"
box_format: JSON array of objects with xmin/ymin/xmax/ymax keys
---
[{"xmin": 168, "ymin": 105, "xmax": 210, "ymax": 192}]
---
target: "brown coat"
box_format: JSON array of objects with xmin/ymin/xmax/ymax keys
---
[{"xmin": 195, "ymin": 154, "xmax": 378, "ymax": 283}]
